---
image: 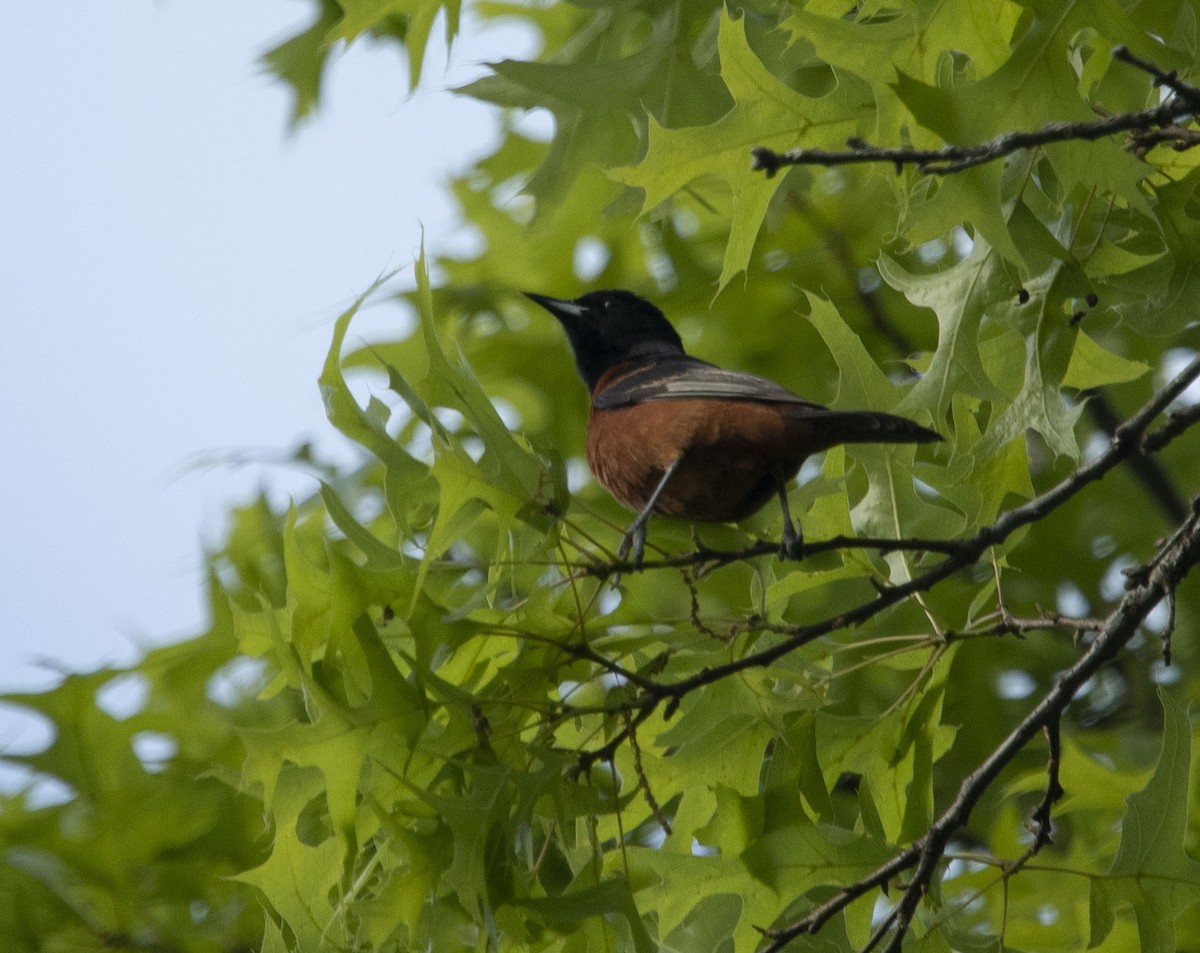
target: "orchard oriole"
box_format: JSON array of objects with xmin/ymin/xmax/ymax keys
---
[{"xmin": 525, "ymin": 290, "xmax": 941, "ymax": 566}]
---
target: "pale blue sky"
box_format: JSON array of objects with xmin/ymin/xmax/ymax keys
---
[{"xmin": 1, "ymin": 2, "xmax": 532, "ymax": 763}]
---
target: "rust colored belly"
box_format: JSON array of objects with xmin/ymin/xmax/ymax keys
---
[{"xmin": 586, "ymin": 399, "xmax": 820, "ymax": 523}]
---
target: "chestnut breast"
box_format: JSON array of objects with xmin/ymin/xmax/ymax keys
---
[{"xmin": 585, "ymin": 398, "xmax": 825, "ymax": 523}]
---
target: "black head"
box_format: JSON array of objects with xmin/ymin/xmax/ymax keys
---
[{"xmin": 524, "ymin": 290, "xmax": 685, "ymax": 393}]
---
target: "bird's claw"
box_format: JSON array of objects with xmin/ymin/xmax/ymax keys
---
[
  {"xmin": 617, "ymin": 519, "xmax": 648, "ymax": 569},
  {"xmin": 610, "ymin": 522, "xmax": 648, "ymax": 589},
  {"xmin": 779, "ymin": 521, "xmax": 805, "ymax": 561}
]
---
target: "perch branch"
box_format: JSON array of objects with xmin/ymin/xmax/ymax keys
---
[{"xmin": 567, "ymin": 533, "xmax": 962, "ymax": 580}]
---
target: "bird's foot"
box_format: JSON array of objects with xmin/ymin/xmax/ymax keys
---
[
  {"xmin": 779, "ymin": 521, "xmax": 805, "ymax": 561},
  {"xmin": 617, "ymin": 519, "xmax": 648, "ymax": 569}
]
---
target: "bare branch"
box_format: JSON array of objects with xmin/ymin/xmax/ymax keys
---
[
  {"xmin": 1030, "ymin": 716, "xmax": 1064, "ymax": 853},
  {"xmin": 751, "ymin": 49, "xmax": 1200, "ymax": 178},
  {"xmin": 623, "ymin": 710, "xmax": 671, "ymax": 836},
  {"xmin": 1112, "ymin": 45, "xmax": 1200, "ymax": 109},
  {"xmin": 573, "ymin": 705, "xmax": 657, "ymax": 776},
  {"xmin": 1143, "ymin": 402, "xmax": 1200, "ymax": 453},
  {"xmin": 568, "ymin": 533, "xmax": 963, "ymax": 580},
  {"xmin": 963, "ymin": 609, "xmax": 1107, "ymax": 641},
  {"xmin": 1127, "ymin": 124, "xmax": 1200, "ymax": 156},
  {"xmin": 563, "ymin": 355, "xmax": 1200, "ymax": 769},
  {"xmin": 566, "ymin": 362, "xmax": 1200, "ymax": 586}
]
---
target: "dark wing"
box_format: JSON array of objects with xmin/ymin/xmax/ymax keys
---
[{"xmin": 593, "ymin": 358, "xmax": 826, "ymax": 410}]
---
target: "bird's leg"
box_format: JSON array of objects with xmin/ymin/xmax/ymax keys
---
[
  {"xmin": 618, "ymin": 458, "xmax": 681, "ymax": 569},
  {"xmin": 776, "ymin": 479, "xmax": 805, "ymax": 560}
]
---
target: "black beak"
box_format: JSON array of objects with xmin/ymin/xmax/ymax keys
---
[{"xmin": 523, "ymin": 292, "xmax": 587, "ymax": 324}]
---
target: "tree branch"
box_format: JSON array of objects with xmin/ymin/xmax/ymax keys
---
[
  {"xmin": 762, "ymin": 494, "xmax": 1200, "ymax": 952},
  {"xmin": 568, "ymin": 361, "xmax": 1200, "ymax": 585},
  {"xmin": 566, "ymin": 534, "xmax": 963, "ymax": 580},
  {"xmin": 1112, "ymin": 44, "xmax": 1200, "ymax": 109},
  {"xmin": 751, "ymin": 48, "xmax": 1200, "ymax": 178},
  {"xmin": 1143, "ymin": 402, "xmax": 1200, "ymax": 453}
]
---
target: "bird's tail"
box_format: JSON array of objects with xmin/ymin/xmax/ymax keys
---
[{"xmin": 802, "ymin": 410, "xmax": 942, "ymax": 447}]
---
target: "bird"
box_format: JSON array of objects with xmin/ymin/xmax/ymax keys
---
[{"xmin": 525, "ymin": 289, "xmax": 941, "ymax": 567}]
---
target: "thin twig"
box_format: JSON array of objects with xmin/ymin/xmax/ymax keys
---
[
  {"xmin": 1162, "ymin": 589, "xmax": 1176, "ymax": 666},
  {"xmin": 961, "ymin": 610, "xmax": 1107, "ymax": 641},
  {"xmin": 1143, "ymin": 402, "xmax": 1200, "ymax": 452},
  {"xmin": 1030, "ymin": 716, "xmax": 1064, "ymax": 852},
  {"xmin": 1127, "ymin": 124, "xmax": 1200, "ymax": 156},
  {"xmin": 1112, "ymin": 45, "xmax": 1200, "ymax": 109},
  {"xmin": 751, "ymin": 47, "xmax": 1200, "ymax": 178},
  {"xmin": 623, "ymin": 709, "xmax": 671, "ymax": 835},
  {"xmin": 575, "ymin": 705, "xmax": 657, "ymax": 775}
]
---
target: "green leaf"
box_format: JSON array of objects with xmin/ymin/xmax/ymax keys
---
[
  {"xmin": 318, "ymin": 482, "xmax": 407, "ymax": 572},
  {"xmin": 805, "ymin": 294, "xmax": 906, "ymax": 410},
  {"xmin": 612, "ymin": 10, "xmax": 872, "ymax": 287},
  {"xmin": 660, "ymin": 892, "xmax": 742, "ymax": 953},
  {"xmin": 1103, "ymin": 177, "xmax": 1200, "ymax": 334},
  {"xmin": 803, "ymin": 294, "xmax": 947, "ymax": 573},
  {"xmin": 1104, "ymin": 688, "xmax": 1200, "ymax": 952},
  {"xmin": 882, "ymin": 239, "xmax": 1014, "ymax": 421},
  {"xmin": 330, "ymin": 0, "xmax": 461, "ymax": 89},
  {"xmin": 695, "ymin": 784, "xmax": 766, "ymax": 855},
  {"xmin": 1061, "ymin": 330, "xmax": 1151, "ymax": 390},
  {"xmin": 818, "ymin": 652, "xmax": 957, "ymax": 843},
  {"xmin": 742, "ymin": 823, "xmax": 892, "ymax": 899},
  {"xmin": 516, "ymin": 879, "xmax": 657, "ymax": 953},
  {"xmin": 460, "ymin": 4, "xmax": 729, "ymax": 209},
  {"xmin": 930, "ymin": 382, "xmax": 1035, "ymax": 527},
  {"xmin": 235, "ymin": 767, "xmax": 344, "ymax": 950},
  {"xmin": 317, "ymin": 270, "xmax": 434, "ymax": 531},
  {"xmin": 417, "ymin": 766, "xmax": 513, "ymax": 922},
  {"xmin": 654, "ymin": 678, "xmax": 776, "ymax": 796},
  {"xmin": 986, "ymin": 332, "xmax": 1084, "ymax": 461},
  {"xmin": 260, "ymin": 0, "xmax": 341, "ymax": 125},
  {"xmin": 784, "ymin": 1, "xmax": 1021, "ymax": 91},
  {"xmin": 892, "ymin": 11, "xmax": 1152, "ymax": 212}
]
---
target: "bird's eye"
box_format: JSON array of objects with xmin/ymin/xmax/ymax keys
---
[{"xmin": 602, "ymin": 297, "xmax": 616, "ymax": 312}]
